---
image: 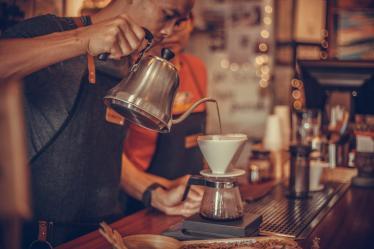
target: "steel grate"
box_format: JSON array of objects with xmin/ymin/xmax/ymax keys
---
[{"xmin": 244, "ymin": 182, "xmax": 349, "ymax": 239}]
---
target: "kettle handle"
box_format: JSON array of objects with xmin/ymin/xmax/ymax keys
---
[
  {"xmin": 172, "ymin": 97, "xmax": 217, "ymax": 125},
  {"xmin": 98, "ymin": 28, "xmax": 154, "ymax": 61},
  {"xmin": 182, "ymin": 175, "xmax": 206, "ymax": 201}
]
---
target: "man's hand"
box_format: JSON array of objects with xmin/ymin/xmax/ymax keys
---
[
  {"xmin": 151, "ymin": 180, "xmax": 204, "ymax": 217},
  {"xmin": 78, "ymin": 14, "xmax": 145, "ymax": 59}
]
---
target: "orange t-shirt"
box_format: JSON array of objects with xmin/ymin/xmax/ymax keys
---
[{"xmin": 123, "ymin": 53, "xmax": 207, "ymax": 171}]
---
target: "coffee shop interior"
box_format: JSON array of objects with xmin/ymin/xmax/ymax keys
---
[{"xmin": 0, "ymin": 0, "xmax": 373, "ymax": 249}]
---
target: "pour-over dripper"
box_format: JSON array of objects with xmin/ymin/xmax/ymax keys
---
[{"xmin": 197, "ymin": 134, "xmax": 247, "ymax": 174}]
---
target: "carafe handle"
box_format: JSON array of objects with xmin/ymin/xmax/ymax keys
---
[{"xmin": 182, "ymin": 175, "xmax": 206, "ymax": 201}]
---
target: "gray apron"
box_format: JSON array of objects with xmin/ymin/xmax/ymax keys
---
[
  {"xmin": 19, "ymin": 16, "xmax": 126, "ymax": 247},
  {"xmin": 23, "ymin": 70, "xmax": 126, "ymax": 247}
]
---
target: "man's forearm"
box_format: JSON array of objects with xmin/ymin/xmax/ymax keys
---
[
  {"xmin": 121, "ymin": 153, "xmax": 172, "ymax": 200},
  {"xmin": 0, "ymin": 28, "xmax": 88, "ymax": 83}
]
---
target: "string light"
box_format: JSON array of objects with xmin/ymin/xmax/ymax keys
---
[
  {"xmin": 230, "ymin": 63, "xmax": 239, "ymax": 72},
  {"xmin": 293, "ymin": 100, "xmax": 302, "ymax": 110},
  {"xmin": 260, "ymin": 30, "xmax": 270, "ymax": 39},
  {"xmin": 261, "ymin": 74, "xmax": 271, "ymax": 81},
  {"xmin": 259, "ymin": 42, "xmax": 269, "ymax": 52},
  {"xmin": 255, "ymin": 1, "xmax": 273, "ymax": 89},
  {"xmin": 264, "ymin": 16, "xmax": 272, "ymax": 25},
  {"xmin": 255, "ymin": 56, "xmax": 264, "ymax": 65},
  {"xmin": 292, "ymin": 90, "xmax": 301, "ymax": 99},
  {"xmin": 291, "ymin": 79, "xmax": 301, "ymax": 88},
  {"xmin": 264, "ymin": 5, "xmax": 273, "ymax": 14},
  {"xmin": 220, "ymin": 59, "xmax": 230, "ymax": 69},
  {"xmin": 261, "ymin": 65, "xmax": 270, "ymax": 74},
  {"xmin": 259, "ymin": 79, "xmax": 269, "ymax": 88},
  {"xmin": 218, "ymin": 1, "xmax": 274, "ymax": 91},
  {"xmin": 290, "ymin": 78, "xmax": 305, "ymax": 110}
]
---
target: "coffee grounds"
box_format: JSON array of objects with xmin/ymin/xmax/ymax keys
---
[{"xmin": 181, "ymin": 239, "xmax": 302, "ymax": 249}]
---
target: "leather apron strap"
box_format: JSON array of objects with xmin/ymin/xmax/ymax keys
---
[{"xmin": 72, "ymin": 16, "xmax": 96, "ymax": 84}]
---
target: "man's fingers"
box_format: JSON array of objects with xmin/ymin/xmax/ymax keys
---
[
  {"xmin": 190, "ymin": 185, "xmax": 205, "ymax": 196},
  {"xmin": 185, "ymin": 185, "xmax": 204, "ymax": 202},
  {"xmin": 183, "ymin": 199, "xmax": 201, "ymax": 210},
  {"xmin": 120, "ymin": 13, "xmax": 145, "ymax": 41},
  {"xmin": 129, "ymin": 21, "xmax": 145, "ymax": 42},
  {"xmin": 162, "ymin": 202, "xmax": 200, "ymax": 217},
  {"xmin": 180, "ymin": 201, "xmax": 200, "ymax": 217},
  {"xmin": 109, "ymin": 42, "xmax": 124, "ymax": 60},
  {"xmin": 116, "ymin": 30, "xmax": 133, "ymax": 55},
  {"xmin": 118, "ymin": 20, "xmax": 142, "ymax": 51}
]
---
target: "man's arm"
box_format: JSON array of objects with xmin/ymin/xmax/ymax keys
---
[
  {"xmin": 121, "ymin": 152, "xmax": 173, "ymax": 199},
  {"xmin": 0, "ymin": 29, "xmax": 86, "ymax": 83},
  {"xmin": 0, "ymin": 14, "xmax": 145, "ymax": 83},
  {"xmin": 121, "ymin": 152, "xmax": 203, "ymax": 217}
]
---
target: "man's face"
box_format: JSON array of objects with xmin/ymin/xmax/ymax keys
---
[
  {"xmin": 159, "ymin": 18, "xmax": 193, "ymax": 54},
  {"xmin": 127, "ymin": 0, "xmax": 194, "ymax": 43}
]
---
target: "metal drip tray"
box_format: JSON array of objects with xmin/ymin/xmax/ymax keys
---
[{"xmin": 244, "ymin": 182, "xmax": 350, "ymax": 239}]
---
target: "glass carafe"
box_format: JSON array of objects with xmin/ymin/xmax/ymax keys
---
[{"xmin": 199, "ymin": 178, "xmax": 244, "ymax": 220}]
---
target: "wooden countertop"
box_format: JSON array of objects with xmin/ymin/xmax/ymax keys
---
[{"xmin": 57, "ymin": 171, "xmax": 374, "ymax": 249}]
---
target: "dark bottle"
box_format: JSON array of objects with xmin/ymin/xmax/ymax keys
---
[{"xmin": 288, "ymin": 145, "xmax": 311, "ymax": 198}]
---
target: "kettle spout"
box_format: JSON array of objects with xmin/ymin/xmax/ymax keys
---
[{"xmin": 171, "ymin": 97, "xmax": 217, "ymax": 125}]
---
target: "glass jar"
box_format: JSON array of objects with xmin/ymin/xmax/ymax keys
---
[{"xmin": 248, "ymin": 149, "xmax": 273, "ymax": 183}]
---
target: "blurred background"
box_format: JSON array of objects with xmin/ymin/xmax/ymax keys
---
[
  {"xmin": 0, "ymin": 1, "xmax": 373, "ymax": 247},
  {"xmin": 1, "ymin": 0, "xmax": 373, "ymax": 139}
]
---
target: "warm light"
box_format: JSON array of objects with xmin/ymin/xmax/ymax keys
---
[
  {"xmin": 262, "ymin": 55, "xmax": 269, "ymax": 62},
  {"xmin": 291, "ymin": 79, "xmax": 302, "ymax": 88},
  {"xmin": 255, "ymin": 56, "xmax": 264, "ymax": 65},
  {"xmin": 261, "ymin": 30, "xmax": 270, "ymax": 39},
  {"xmin": 320, "ymin": 51, "xmax": 328, "ymax": 60},
  {"xmin": 264, "ymin": 17, "xmax": 272, "ymax": 25},
  {"xmin": 259, "ymin": 43, "xmax": 268, "ymax": 52},
  {"xmin": 292, "ymin": 90, "xmax": 301, "ymax": 99},
  {"xmin": 261, "ymin": 74, "xmax": 270, "ymax": 81},
  {"xmin": 321, "ymin": 40, "xmax": 328, "ymax": 48},
  {"xmin": 265, "ymin": 5, "xmax": 273, "ymax": 14},
  {"xmin": 261, "ymin": 65, "xmax": 270, "ymax": 74},
  {"xmin": 293, "ymin": 100, "xmax": 302, "ymax": 110},
  {"xmin": 230, "ymin": 63, "xmax": 239, "ymax": 72},
  {"xmin": 259, "ymin": 79, "xmax": 269, "ymax": 88},
  {"xmin": 220, "ymin": 59, "xmax": 229, "ymax": 69},
  {"xmin": 321, "ymin": 29, "xmax": 328, "ymax": 37}
]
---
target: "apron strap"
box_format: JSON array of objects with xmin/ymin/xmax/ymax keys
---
[
  {"xmin": 37, "ymin": 221, "xmax": 51, "ymax": 241},
  {"xmin": 72, "ymin": 16, "xmax": 96, "ymax": 84}
]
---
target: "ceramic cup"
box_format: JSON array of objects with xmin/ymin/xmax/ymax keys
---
[{"xmin": 309, "ymin": 160, "xmax": 328, "ymax": 191}]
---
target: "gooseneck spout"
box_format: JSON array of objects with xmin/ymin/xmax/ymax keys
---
[{"xmin": 171, "ymin": 97, "xmax": 217, "ymax": 125}]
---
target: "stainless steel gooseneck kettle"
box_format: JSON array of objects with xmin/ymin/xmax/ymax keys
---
[{"xmin": 103, "ymin": 47, "xmax": 216, "ymax": 133}]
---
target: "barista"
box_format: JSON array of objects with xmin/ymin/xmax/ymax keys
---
[
  {"xmin": 0, "ymin": 0, "xmax": 195, "ymax": 246},
  {"xmin": 121, "ymin": 16, "xmax": 207, "ymax": 215}
]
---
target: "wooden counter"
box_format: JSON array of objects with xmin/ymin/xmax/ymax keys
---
[{"xmin": 57, "ymin": 173, "xmax": 374, "ymax": 249}]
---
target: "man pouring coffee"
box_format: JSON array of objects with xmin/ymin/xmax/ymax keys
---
[{"xmin": 0, "ymin": 0, "xmax": 196, "ymax": 247}]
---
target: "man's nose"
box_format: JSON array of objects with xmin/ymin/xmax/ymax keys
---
[{"xmin": 160, "ymin": 20, "xmax": 177, "ymax": 38}]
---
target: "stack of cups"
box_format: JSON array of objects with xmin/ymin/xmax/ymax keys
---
[
  {"xmin": 263, "ymin": 106, "xmax": 291, "ymax": 180},
  {"xmin": 263, "ymin": 114, "xmax": 283, "ymax": 180},
  {"xmin": 263, "ymin": 114, "xmax": 282, "ymax": 151},
  {"xmin": 274, "ymin": 105, "xmax": 291, "ymax": 150}
]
